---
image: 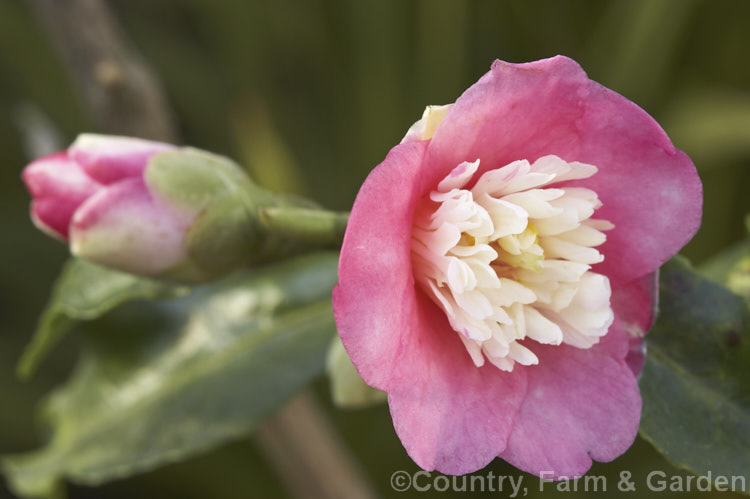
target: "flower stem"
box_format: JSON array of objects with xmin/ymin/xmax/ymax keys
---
[{"xmin": 259, "ymin": 207, "xmax": 350, "ymax": 248}]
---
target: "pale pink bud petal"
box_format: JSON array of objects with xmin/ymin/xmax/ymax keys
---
[
  {"xmin": 69, "ymin": 177, "xmax": 192, "ymax": 276},
  {"xmin": 69, "ymin": 134, "xmax": 174, "ymax": 184}
]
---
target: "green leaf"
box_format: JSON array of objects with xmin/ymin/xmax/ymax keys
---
[
  {"xmin": 17, "ymin": 259, "xmax": 187, "ymax": 379},
  {"xmin": 639, "ymin": 257, "xmax": 750, "ymax": 488},
  {"xmin": 3, "ymin": 252, "xmax": 339, "ymax": 498}
]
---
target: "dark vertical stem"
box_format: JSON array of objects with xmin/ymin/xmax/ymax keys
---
[
  {"xmin": 255, "ymin": 392, "xmax": 378, "ymax": 499},
  {"xmin": 28, "ymin": 0, "xmax": 177, "ymax": 142}
]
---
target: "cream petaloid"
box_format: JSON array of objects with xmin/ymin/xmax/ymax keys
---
[{"xmin": 411, "ymin": 155, "xmax": 614, "ymax": 371}]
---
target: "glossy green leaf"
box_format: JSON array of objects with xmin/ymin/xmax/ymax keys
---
[
  {"xmin": 3, "ymin": 253, "xmax": 339, "ymax": 498},
  {"xmin": 17, "ymin": 259, "xmax": 187, "ymax": 379},
  {"xmin": 639, "ymin": 257, "xmax": 750, "ymax": 488}
]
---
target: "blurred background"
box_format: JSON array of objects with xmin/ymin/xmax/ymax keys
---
[{"xmin": 0, "ymin": 0, "xmax": 748, "ymax": 497}]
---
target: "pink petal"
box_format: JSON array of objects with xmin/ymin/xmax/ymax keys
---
[
  {"xmin": 625, "ymin": 337, "xmax": 647, "ymax": 378},
  {"xmin": 612, "ymin": 272, "xmax": 659, "ymax": 335},
  {"xmin": 69, "ymin": 134, "xmax": 174, "ymax": 185},
  {"xmin": 332, "ymin": 140, "xmax": 429, "ymax": 390},
  {"xmin": 388, "ymin": 292, "xmax": 526, "ymax": 475},
  {"xmin": 498, "ymin": 324, "xmax": 641, "ymax": 479},
  {"xmin": 70, "ymin": 178, "xmax": 191, "ymax": 276},
  {"xmin": 423, "ymin": 56, "xmax": 702, "ymax": 286},
  {"xmin": 29, "ymin": 200, "xmax": 78, "ymax": 241},
  {"xmin": 22, "ymin": 152, "xmax": 102, "ymax": 239},
  {"xmin": 612, "ymin": 272, "xmax": 659, "ymax": 375},
  {"xmin": 332, "ymin": 139, "xmax": 525, "ymax": 474}
]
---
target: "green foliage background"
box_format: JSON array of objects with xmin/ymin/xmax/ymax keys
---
[{"xmin": 0, "ymin": 0, "xmax": 748, "ymax": 497}]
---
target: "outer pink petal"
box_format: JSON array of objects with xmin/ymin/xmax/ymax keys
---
[
  {"xmin": 70, "ymin": 178, "xmax": 191, "ymax": 275},
  {"xmin": 333, "ymin": 139, "xmax": 526, "ymax": 474},
  {"xmin": 69, "ymin": 134, "xmax": 174, "ymax": 185},
  {"xmin": 388, "ymin": 292, "xmax": 526, "ymax": 475},
  {"xmin": 498, "ymin": 324, "xmax": 641, "ymax": 479},
  {"xmin": 332, "ymin": 140, "xmax": 429, "ymax": 390},
  {"xmin": 22, "ymin": 152, "xmax": 102, "ymax": 239},
  {"xmin": 612, "ymin": 272, "xmax": 659, "ymax": 375},
  {"xmin": 423, "ymin": 56, "xmax": 702, "ymax": 286}
]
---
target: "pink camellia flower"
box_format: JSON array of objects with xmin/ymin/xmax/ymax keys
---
[{"xmin": 333, "ymin": 56, "xmax": 702, "ymax": 478}]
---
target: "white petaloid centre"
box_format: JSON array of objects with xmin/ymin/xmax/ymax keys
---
[{"xmin": 411, "ymin": 155, "xmax": 615, "ymax": 372}]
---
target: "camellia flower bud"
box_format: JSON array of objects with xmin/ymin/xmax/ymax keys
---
[{"xmin": 22, "ymin": 134, "xmax": 310, "ymax": 282}]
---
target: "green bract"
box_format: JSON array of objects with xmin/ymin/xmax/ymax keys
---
[{"xmin": 144, "ymin": 148, "xmax": 332, "ymax": 283}]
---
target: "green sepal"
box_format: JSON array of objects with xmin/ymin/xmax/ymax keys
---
[
  {"xmin": 145, "ymin": 148, "xmax": 259, "ymax": 212},
  {"xmin": 144, "ymin": 148, "xmax": 348, "ymax": 283},
  {"xmin": 326, "ymin": 337, "xmax": 386, "ymax": 409}
]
